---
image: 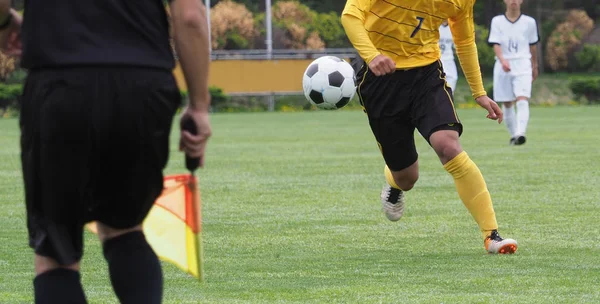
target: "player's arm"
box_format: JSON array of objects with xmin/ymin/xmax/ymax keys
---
[
  {"xmin": 341, "ymin": 0, "xmax": 378, "ymax": 64},
  {"xmin": 493, "ymin": 44, "xmax": 510, "ymax": 72},
  {"xmin": 170, "ymin": 0, "xmax": 212, "ymax": 162},
  {"xmin": 488, "ymin": 19, "xmax": 510, "ymax": 72},
  {"xmin": 171, "ymin": 0, "xmax": 210, "ymax": 112},
  {"xmin": 449, "ymin": 1, "xmax": 485, "ymax": 99},
  {"xmin": 341, "ymin": 0, "xmax": 395, "ymax": 76},
  {"xmin": 449, "ymin": 0, "xmax": 502, "ymax": 122},
  {"xmin": 529, "ymin": 19, "xmax": 540, "ymax": 81},
  {"xmin": 530, "ymin": 44, "xmax": 538, "ymax": 81},
  {"xmin": 0, "ymin": 1, "xmax": 21, "ymax": 56},
  {"xmin": 493, "ymin": 44, "xmax": 505, "ymax": 62}
]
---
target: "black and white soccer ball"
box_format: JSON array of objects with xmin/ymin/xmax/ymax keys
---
[{"xmin": 302, "ymin": 56, "xmax": 357, "ymax": 110}]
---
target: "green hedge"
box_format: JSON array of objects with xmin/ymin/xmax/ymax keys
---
[
  {"xmin": 0, "ymin": 83, "xmax": 23, "ymax": 113},
  {"xmin": 574, "ymin": 44, "xmax": 600, "ymax": 72},
  {"xmin": 475, "ymin": 24, "xmax": 496, "ymax": 77},
  {"xmin": 569, "ymin": 77, "xmax": 600, "ymax": 104}
]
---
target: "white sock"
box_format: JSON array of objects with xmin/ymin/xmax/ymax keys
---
[
  {"xmin": 516, "ymin": 100, "xmax": 530, "ymax": 136},
  {"xmin": 502, "ymin": 104, "xmax": 517, "ymax": 138}
]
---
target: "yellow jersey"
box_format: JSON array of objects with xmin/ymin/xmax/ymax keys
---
[{"xmin": 342, "ymin": 0, "xmax": 486, "ymax": 99}]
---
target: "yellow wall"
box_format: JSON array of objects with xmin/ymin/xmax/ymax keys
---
[{"xmin": 174, "ymin": 59, "xmax": 315, "ymax": 94}]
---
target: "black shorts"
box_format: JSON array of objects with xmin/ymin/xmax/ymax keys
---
[
  {"xmin": 20, "ymin": 67, "xmax": 180, "ymax": 265},
  {"xmin": 357, "ymin": 60, "xmax": 463, "ymax": 171}
]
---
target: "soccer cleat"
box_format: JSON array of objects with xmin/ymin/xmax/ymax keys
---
[
  {"xmin": 510, "ymin": 136, "xmax": 526, "ymax": 146},
  {"xmin": 380, "ymin": 184, "xmax": 405, "ymax": 221},
  {"xmin": 485, "ymin": 230, "xmax": 518, "ymax": 254}
]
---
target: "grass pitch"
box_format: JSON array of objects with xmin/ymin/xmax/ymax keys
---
[{"xmin": 1, "ymin": 106, "xmax": 599, "ymax": 303}]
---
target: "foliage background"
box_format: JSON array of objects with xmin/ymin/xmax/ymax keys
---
[{"xmin": 2, "ymin": 0, "xmax": 600, "ymax": 114}]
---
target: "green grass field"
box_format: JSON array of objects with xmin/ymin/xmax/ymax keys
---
[
  {"xmin": 1, "ymin": 107, "xmax": 599, "ymax": 303},
  {"xmin": 452, "ymin": 73, "xmax": 593, "ymax": 105}
]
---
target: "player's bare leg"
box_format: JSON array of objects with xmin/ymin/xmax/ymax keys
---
[
  {"xmin": 97, "ymin": 223, "xmax": 163, "ymax": 304},
  {"xmin": 381, "ymin": 161, "xmax": 418, "ymax": 221},
  {"xmin": 430, "ymin": 129, "xmax": 517, "ymax": 254}
]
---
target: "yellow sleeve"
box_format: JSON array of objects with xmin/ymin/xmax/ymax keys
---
[
  {"xmin": 341, "ymin": 0, "xmax": 380, "ymax": 64},
  {"xmin": 449, "ymin": 0, "xmax": 486, "ymax": 99}
]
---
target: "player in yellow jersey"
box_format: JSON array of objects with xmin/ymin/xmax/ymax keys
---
[{"xmin": 342, "ymin": 0, "xmax": 517, "ymax": 254}]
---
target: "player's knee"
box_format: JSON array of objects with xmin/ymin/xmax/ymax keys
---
[
  {"xmin": 97, "ymin": 222, "xmax": 143, "ymax": 243},
  {"xmin": 438, "ymin": 144, "xmax": 462, "ymax": 164},
  {"xmin": 430, "ymin": 130, "xmax": 462, "ymax": 163},
  {"xmin": 516, "ymin": 96, "xmax": 528, "ymax": 102},
  {"xmin": 432, "ymin": 140, "xmax": 462, "ymax": 164},
  {"xmin": 502, "ymin": 102, "xmax": 515, "ymax": 108}
]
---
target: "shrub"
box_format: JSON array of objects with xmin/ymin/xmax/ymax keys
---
[
  {"xmin": 209, "ymin": 86, "xmax": 229, "ymax": 106},
  {"xmin": 270, "ymin": 1, "xmax": 325, "ymax": 49},
  {"xmin": 0, "ymin": 83, "xmax": 23, "ymax": 115},
  {"xmin": 569, "ymin": 77, "xmax": 600, "ymax": 104},
  {"xmin": 486, "ymin": 84, "xmax": 494, "ymax": 101},
  {"xmin": 312, "ymin": 11, "xmax": 350, "ymax": 48},
  {"xmin": 475, "ymin": 24, "xmax": 496, "ymax": 77},
  {"xmin": 0, "ymin": 51, "xmax": 17, "ymax": 81},
  {"xmin": 574, "ymin": 44, "xmax": 600, "ymax": 72},
  {"xmin": 210, "ymin": 0, "xmax": 258, "ymax": 50},
  {"xmin": 546, "ymin": 10, "xmax": 595, "ymax": 71}
]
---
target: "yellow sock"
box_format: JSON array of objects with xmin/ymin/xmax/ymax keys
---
[
  {"xmin": 444, "ymin": 152, "xmax": 498, "ymax": 239},
  {"xmin": 384, "ymin": 165, "xmax": 401, "ymax": 190}
]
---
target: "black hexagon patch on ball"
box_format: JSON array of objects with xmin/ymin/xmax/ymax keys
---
[
  {"xmin": 328, "ymin": 71, "xmax": 345, "ymax": 88},
  {"xmin": 309, "ymin": 90, "xmax": 325, "ymax": 104},
  {"xmin": 336, "ymin": 97, "xmax": 350, "ymax": 108},
  {"xmin": 306, "ymin": 64, "xmax": 319, "ymax": 78}
]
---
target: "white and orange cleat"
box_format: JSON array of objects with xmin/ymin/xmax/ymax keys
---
[{"xmin": 485, "ymin": 230, "xmax": 518, "ymax": 254}]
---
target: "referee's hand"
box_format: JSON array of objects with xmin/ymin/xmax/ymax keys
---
[
  {"xmin": 368, "ymin": 55, "xmax": 396, "ymax": 76},
  {"xmin": 179, "ymin": 107, "xmax": 212, "ymax": 167},
  {"xmin": 475, "ymin": 95, "xmax": 503, "ymax": 124}
]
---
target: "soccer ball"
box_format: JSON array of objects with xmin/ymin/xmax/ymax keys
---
[{"xmin": 302, "ymin": 56, "xmax": 357, "ymax": 110}]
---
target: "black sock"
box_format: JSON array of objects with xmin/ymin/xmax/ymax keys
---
[
  {"xmin": 103, "ymin": 231, "xmax": 163, "ymax": 304},
  {"xmin": 34, "ymin": 268, "xmax": 87, "ymax": 304}
]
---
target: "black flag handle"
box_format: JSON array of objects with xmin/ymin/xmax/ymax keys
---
[{"xmin": 181, "ymin": 116, "xmax": 201, "ymax": 173}]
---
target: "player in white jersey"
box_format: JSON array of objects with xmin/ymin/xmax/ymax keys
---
[
  {"xmin": 488, "ymin": 0, "xmax": 539, "ymax": 145},
  {"xmin": 439, "ymin": 20, "xmax": 458, "ymax": 94}
]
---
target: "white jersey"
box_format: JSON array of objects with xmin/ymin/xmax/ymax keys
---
[
  {"xmin": 438, "ymin": 24, "xmax": 454, "ymax": 62},
  {"xmin": 488, "ymin": 14, "xmax": 539, "ymax": 61}
]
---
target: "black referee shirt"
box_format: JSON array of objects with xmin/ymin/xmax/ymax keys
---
[{"xmin": 21, "ymin": 0, "xmax": 175, "ymax": 70}]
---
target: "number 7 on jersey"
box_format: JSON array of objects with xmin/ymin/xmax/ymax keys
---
[{"xmin": 411, "ymin": 16, "xmax": 425, "ymax": 38}]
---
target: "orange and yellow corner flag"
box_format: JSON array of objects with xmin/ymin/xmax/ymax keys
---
[{"xmin": 88, "ymin": 174, "xmax": 204, "ymax": 281}]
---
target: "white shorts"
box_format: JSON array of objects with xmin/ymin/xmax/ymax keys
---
[
  {"xmin": 441, "ymin": 59, "xmax": 458, "ymax": 94},
  {"xmin": 493, "ymin": 59, "xmax": 533, "ymax": 102}
]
